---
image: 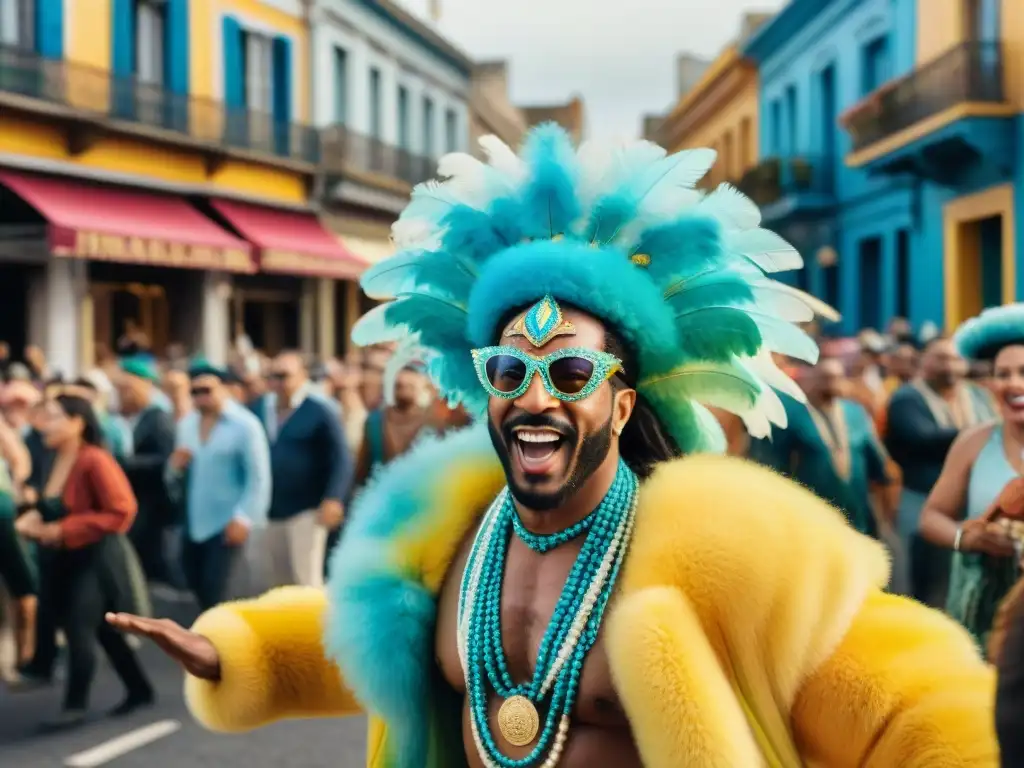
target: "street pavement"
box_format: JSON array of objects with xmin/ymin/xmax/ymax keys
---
[{"xmin": 0, "ymin": 591, "xmax": 367, "ymax": 767}]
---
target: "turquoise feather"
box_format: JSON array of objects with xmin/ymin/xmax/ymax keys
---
[
  {"xmin": 639, "ymin": 361, "xmax": 761, "ymax": 426},
  {"xmin": 633, "ymin": 216, "xmax": 725, "ymax": 289},
  {"xmin": 361, "ymin": 249, "xmax": 476, "ymax": 302},
  {"xmin": 664, "ymin": 272, "xmax": 755, "ymax": 312},
  {"xmin": 519, "ymin": 123, "xmax": 581, "ymax": 239},
  {"xmin": 673, "ymin": 307, "xmax": 762, "ymax": 361},
  {"xmin": 639, "ymin": 385, "xmax": 727, "ymax": 454}
]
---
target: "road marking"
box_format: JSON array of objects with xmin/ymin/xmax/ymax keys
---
[{"xmin": 64, "ymin": 720, "xmax": 181, "ymax": 767}]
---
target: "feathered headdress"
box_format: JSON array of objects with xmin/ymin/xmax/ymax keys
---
[
  {"xmin": 353, "ymin": 124, "xmax": 837, "ymax": 452},
  {"xmin": 955, "ymin": 303, "xmax": 1024, "ymax": 361}
]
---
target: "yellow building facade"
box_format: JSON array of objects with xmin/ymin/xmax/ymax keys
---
[
  {"xmin": 656, "ymin": 46, "xmax": 759, "ymax": 188},
  {"xmin": 0, "ymin": 0, "xmax": 358, "ymax": 371},
  {"xmin": 0, "ymin": 0, "xmax": 314, "ymax": 204}
]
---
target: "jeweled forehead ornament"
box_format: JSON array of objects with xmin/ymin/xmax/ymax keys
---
[{"xmin": 504, "ymin": 294, "xmax": 576, "ymax": 348}]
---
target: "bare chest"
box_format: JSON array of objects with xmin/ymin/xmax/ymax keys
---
[{"xmin": 437, "ymin": 536, "xmax": 628, "ymax": 729}]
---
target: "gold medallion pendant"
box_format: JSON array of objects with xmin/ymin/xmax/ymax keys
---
[{"xmin": 497, "ymin": 695, "xmax": 540, "ymax": 747}]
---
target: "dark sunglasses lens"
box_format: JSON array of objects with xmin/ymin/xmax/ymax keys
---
[
  {"xmin": 191, "ymin": 387, "xmax": 212, "ymax": 397},
  {"xmin": 269, "ymin": 372, "xmax": 287, "ymax": 381},
  {"xmin": 484, "ymin": 355, "xmax": 527, "ymax": 393},
  {"xmin": 547, "ymin": 357, "xmax": 596, "ymax": 395}
]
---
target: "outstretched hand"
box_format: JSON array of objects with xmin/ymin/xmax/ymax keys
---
[{"xmin": 106, "ymin": 613, "xmax": 221, "ymax": 681}]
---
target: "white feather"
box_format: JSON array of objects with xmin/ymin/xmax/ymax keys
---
[
  {"xmin": 769, "ymin": 282, "xmax": 841, "ymax": 322},
  {"xmin": 478, "ymin": 135, "xmax": 527, "ymax": 182},
  {"xmin": 697, "ymin": 183, "xmax": 761, "ymax": 230},
  {"xmin": 725, "ymin": 228, "xmax": 803, "ymax": 273},
  {"xmin": 576, "ymin": 138, "xmax": 667, "ymax": 210},
  {"xmin": 390, "ymin": 218, "xmax": 444, "ymax": 251},
  {"xmin": 435, "ymin": 152, "xmax": 512, "ymax": 208},
  {"xmin": 350, "ymin": 303, "xmax": 408, "ymax": 346},
  {"xmin": 691, "ymin": 403, "xmax": 728, "ymax": 454},
  {"xmin": 741, "ymin": 350, "xmax": 805, "ymax": 402}
]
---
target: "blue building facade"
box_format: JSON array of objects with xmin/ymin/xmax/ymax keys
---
[
  {"xmin": 840, "ymin": 0, "xmax": 1019, "ymax": 332},
  {"xmin": 742, "ymin": 0, "xmax": 920, "ymax": 335}
]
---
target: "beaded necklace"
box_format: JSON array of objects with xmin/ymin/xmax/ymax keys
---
[{"xmin": 457, "ymin": 460, "xmax": 639, "ymax": 767}]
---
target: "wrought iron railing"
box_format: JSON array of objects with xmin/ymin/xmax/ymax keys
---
[
  {"xmin": 320, "ymin": 125, "xmax": 436, "ymax": 187},
  {"xmin": 841, "ymin": 41, "xmax": 1005, "ymax": 153},
  {"xmin": 736, "ymin": 155, "xmax": 834, "ymax": 208},
  {"xmin": 0, "ymin": 44, "xmax": 320, "ymax": 164}
]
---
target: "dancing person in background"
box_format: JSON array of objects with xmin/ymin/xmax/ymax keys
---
[{"xmin": 16, "ymin": 395, "xmax": 152, "ymax": 729}]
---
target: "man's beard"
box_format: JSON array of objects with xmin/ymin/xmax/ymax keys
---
[{"xmin": 488, "ymin": 412, "xmax": 613, "ymax": 512}]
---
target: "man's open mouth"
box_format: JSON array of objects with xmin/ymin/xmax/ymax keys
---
[{"xmin": 512, "ymin": 427, "xmax": 567, "ymax": 475}]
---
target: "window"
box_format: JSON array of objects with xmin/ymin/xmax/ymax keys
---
[
  {"xmin": 964, "ymin": 0, "xmax": 1000, "ymax": 41},
  {"xmin": 369, "ymin": 67, "xmax": 382, "ymax": 138},
  {"xmin": 861, "ymin": 36, "xmax": 890, "ymax": 95},
  {"xmin": 445, "ymin": 108, "xmax": 458, "ymax": 153},
  {"xmin": 333, "ymin": 47, "xmax": 348, "ymax": 124},
  {"xmin": 895, "ymin": 229, "xmax": 910, "ymax": 319},
  {"xmin": 398, "ymin": 86, "xmax": 410, "ymax": 149},
  {"xmin": 242, "ymin": 31, "xmax": 273, "ymax": 112},
  {"xmin": 858, "ymin": 237, "xmax": 883, "ymax": 330},
  {"xmin": 135, "ymin": 0, "xmax": 166, "ymax": 85},
  {"xmin": 769, "ymin": 99, "xmax": 781, "ymax": 155},
  {"xmin": 817, "ymin": 64, "xmax": 836, "ymax": 157},
  {"xmin": 422, "ymin": 96, "xmax": 434, "ymax": 156},
  {"xmin": 722, "ymin": 130, "xmax": 734, "ymax": 180},
  {"xmin": 0, "ymin": 0, "xmax": 33, "ymax": 49},
  {"xmin": 739, "ymin": 117, "xmax": 752, "ymax": 172},
  {"xmin": 783, "ymin": 85, "xmax": 797, "ymax": 156}
]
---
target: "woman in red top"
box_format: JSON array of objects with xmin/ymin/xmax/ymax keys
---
[{"xmin": 16, "ymin": 394, "xmax": 153, "ymax": 730}]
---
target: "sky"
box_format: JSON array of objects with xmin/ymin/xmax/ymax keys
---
[{"xmin": 397, "ymin": 0, "xmax": 786, "ymax": 140}]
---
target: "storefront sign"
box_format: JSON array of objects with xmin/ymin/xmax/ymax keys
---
[
  {"xmin": 54, "ymin": 230, "xmax": 255, "ymax": 273},
  {"xmin": 261, "ymin": 249, "xmax": 364, "ymax": 279}
]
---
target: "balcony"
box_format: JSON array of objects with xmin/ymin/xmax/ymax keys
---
[
  {"xmin": 320, "ymin": 125, "xmax": 436, "ymax": 191},
  {"xmin": 736, "ymin": 155, "xmax": 834, "ymax": 224},
  {"xmin": 0, "ymin": 44, "xmax": 320, "ymax": 170},
  {"xmin": 840, "ymin": 42, "xmax": 1014, "ymax": 182}
]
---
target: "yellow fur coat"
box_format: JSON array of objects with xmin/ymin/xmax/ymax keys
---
[{"xmin": 182, "ymin": 425, "xmax": 997, "ymax": 767}]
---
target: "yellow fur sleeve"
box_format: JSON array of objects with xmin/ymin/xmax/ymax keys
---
[
  {"xmin": 790, "ymin": 591, "xmax": 999, "ymax": 767},
  {"xmin": 184, "ymin": 586, "xmax": 362, "ymax": 732}
]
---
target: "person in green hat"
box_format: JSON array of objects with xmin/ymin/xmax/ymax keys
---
[{"xmin": 115, "ymin": 357, "xmax": 175, "ymax": 584}]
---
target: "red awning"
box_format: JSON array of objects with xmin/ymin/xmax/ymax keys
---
[
  {"xmin": 0, "ymin": 171, "xmax": 254, "ymax": 273},
  {"xmin": 210, "ymin": 199, "xmax": 366, "ymax": 279}
]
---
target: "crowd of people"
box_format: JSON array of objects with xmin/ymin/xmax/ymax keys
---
[{"xmin": 0, "ymin": 335, "xmax": 468, "ymax": 729}]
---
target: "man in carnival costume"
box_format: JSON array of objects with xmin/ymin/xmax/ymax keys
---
[{"xmin": 109, "ymin": 126, "xmax": 997, "ymax": 767}]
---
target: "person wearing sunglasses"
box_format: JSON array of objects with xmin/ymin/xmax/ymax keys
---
[
  {"xmin": 108, "ymin": 127, "xmax": 996, "ymax": 766},
  {"xmin": 164, "ymin": 362, "xmax": 270, "ymax": 611}
]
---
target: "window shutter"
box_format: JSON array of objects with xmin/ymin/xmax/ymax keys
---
[
  {"xmin": 34, "ymin": 0, "xmax": 63, "ymax": 58},
  {"xmin": 166, "ymin": 0, "xmax": 189, "ymax": 95},
  {"xmin": 222, "ymin": 16, "xmax": 244, "ymax": 108},
  {"xmin": 111, "ymin": 0, "xmax": 134, "ymax": 75},
  {"xmin": 271, "ymin": 35, "xmax": 292, "ymax": 156}
]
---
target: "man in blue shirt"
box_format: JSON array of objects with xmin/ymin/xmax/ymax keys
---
[
  {"xmin": 167, "ymin": 363, "xmax": 271, "ymax": 610},
  {"xmin": 253, "ymin": 351, "xmax": 351, "ymax": 588}
]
